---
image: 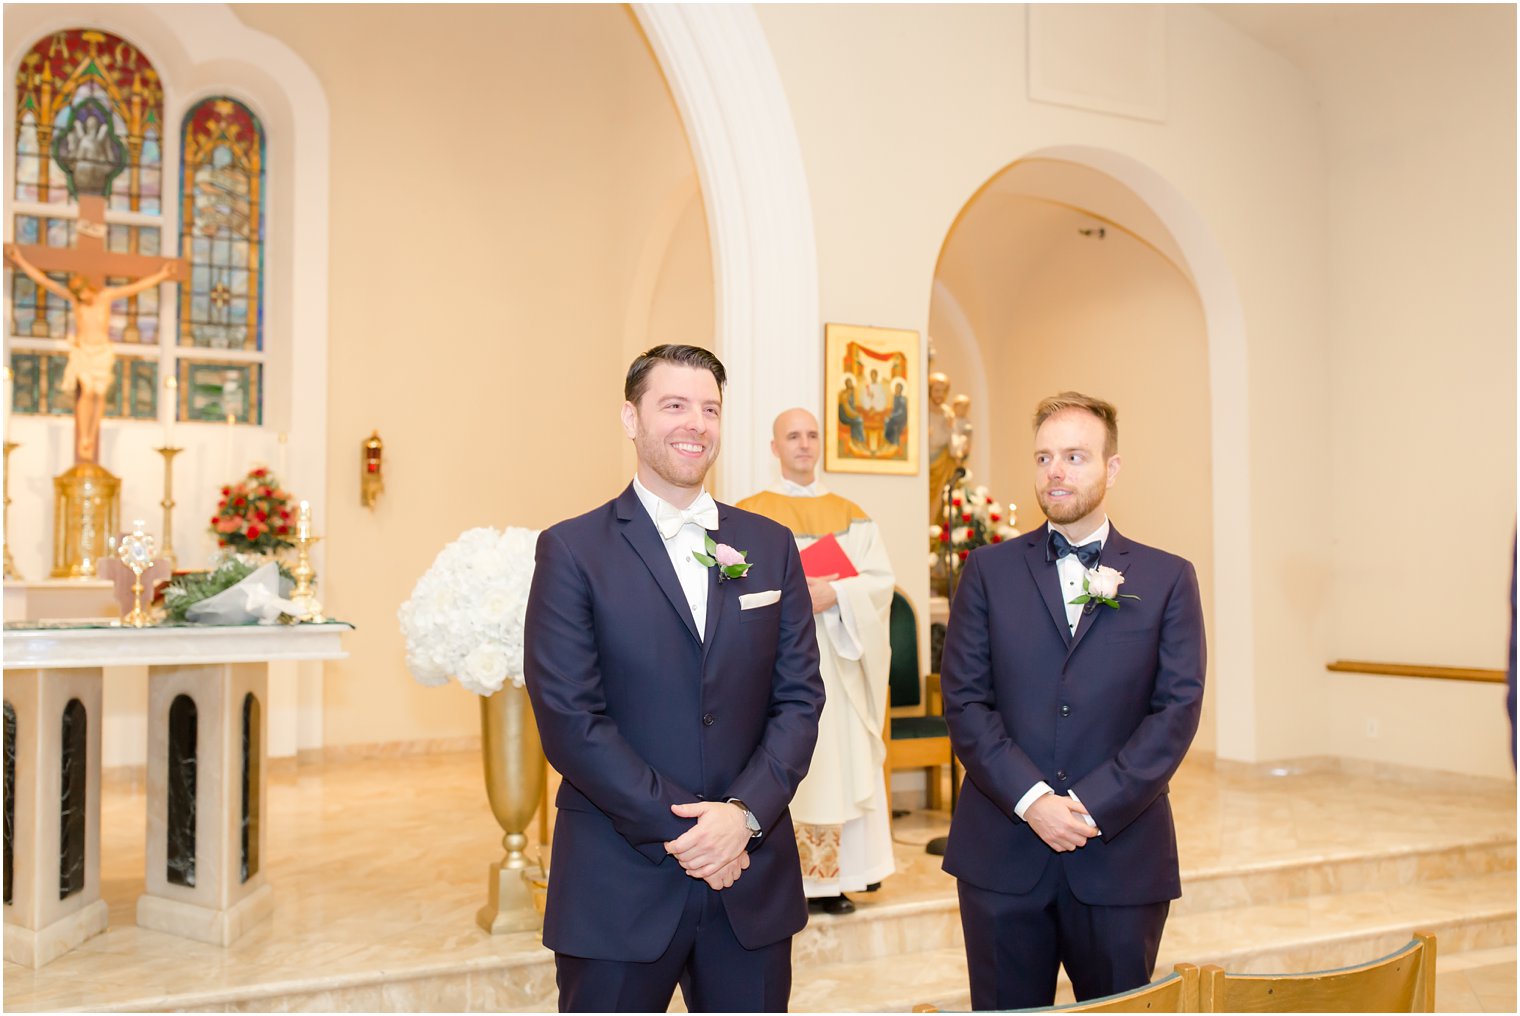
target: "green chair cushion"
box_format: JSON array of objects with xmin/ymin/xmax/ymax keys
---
[
  {"xmin": 891, "ymin": 715, "xmax": 949, "ymax": 740},
  {"xmin": 889, "ymin": 590, "xmax": 922, "ymax": 709}
]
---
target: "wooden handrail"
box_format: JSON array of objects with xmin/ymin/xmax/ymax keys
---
[{"xmin": 1326, "ymin": 660, "xmax": 1508, "ymax": 684}]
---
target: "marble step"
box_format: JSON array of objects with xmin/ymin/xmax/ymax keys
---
[
  {"xmin": 133, "ymin": 870, "xmax": 1511, "ymax": 1013},
  {"xmin": 787, "ymin": 837, "xmax": 1517, "ymax": 969},
  {"xmin": 792, "ymin": 870, "xmax": 1517, "ymax": 1014}
]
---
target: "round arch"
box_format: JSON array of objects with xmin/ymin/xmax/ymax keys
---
[{"xmin": 931, "ymin": 145, "xmax": 1257, "ymax": 760}]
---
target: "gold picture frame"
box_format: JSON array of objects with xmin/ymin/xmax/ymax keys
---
[{"xmin": 823, "ymin": 323, "xmax": 920, "ymax": 475}]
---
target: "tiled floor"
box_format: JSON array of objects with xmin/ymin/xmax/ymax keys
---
[
  {"xmin": 1435, "ymin": 948, "xmax": 1517, "ymax": 1012},
  {"xmin": 2, "ymin": 751, "xmax": 1514, "ymax": 1011}
]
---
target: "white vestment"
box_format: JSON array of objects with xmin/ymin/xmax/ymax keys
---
[{"xmin": 737, "ymin": 480, "xmax": 897, "ymax": 896}]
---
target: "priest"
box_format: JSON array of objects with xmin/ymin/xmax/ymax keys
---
[{"xmin": 738, "ymin": 408, "xmax": 896, "ymax": 914}]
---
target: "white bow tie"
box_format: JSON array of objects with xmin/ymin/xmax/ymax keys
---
[{"xmin": 656, "ymin": 494, "xmax": 719, "ymax": 540}]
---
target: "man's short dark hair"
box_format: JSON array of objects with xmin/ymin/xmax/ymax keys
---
[{"xmin": 624, "ymin": 344, "xmax": 727, "ymax": 405}]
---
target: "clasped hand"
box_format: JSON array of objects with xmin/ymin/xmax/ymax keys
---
[
  {"xmin": 1024, "ymin": 793, "xmax": 1101, "ymax": 852},
  {"xmin": 665, "ymin": 801, "xmax": 751, "ymax": 890}
]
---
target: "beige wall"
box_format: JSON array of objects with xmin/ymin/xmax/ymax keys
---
[
  {"xmin": 755, "ymin": 3, "xmax": 1513, "ymax": 776},
  {"xmin": 212, "ymin": 3, "xmax": 1513, "ymax": 775},
  {"xmin": 756, "ymin": 3, "xmax": 1330, "ymax": 764},
  {"xmin": 931, "ymin": 194, "xmax": 1216, "ymax": 753},
  {"xmin": 1318, "ymin": 6, "xmax": 1515, "ymax": 775},
  {"xmin": 229, "ymin": 3, "xmax": 712, "ymax": 748}
]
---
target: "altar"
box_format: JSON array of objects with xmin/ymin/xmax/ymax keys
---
[{"xmin": 2, "ymin": 620, "xmax": 351, "ymax": 968}]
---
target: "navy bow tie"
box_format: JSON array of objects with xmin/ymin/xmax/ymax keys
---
[{"xmin": 1048, "ymin": 529, "xmax": 1101, "ymax": 569}]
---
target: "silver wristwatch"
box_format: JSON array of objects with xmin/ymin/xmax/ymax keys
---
[{"xmin": 726, "ymin": 798, "xmax": 762, "ymax": 839}]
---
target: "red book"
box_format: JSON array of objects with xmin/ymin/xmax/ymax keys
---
[{"xmin": 799, "ymin": 532, "xmax": 858, "ymax": 579}]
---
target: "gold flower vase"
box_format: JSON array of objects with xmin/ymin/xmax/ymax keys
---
[{"xmin": 476, "ymin": 683, "xmax": 547, "ymax": 934}]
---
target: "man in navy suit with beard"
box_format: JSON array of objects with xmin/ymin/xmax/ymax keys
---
[
  {"xmin": 524, "ymin": 344, "xmax": 824, "ymax": 1013},
  {"xmin": 941, "ymin": 391, "xmax": 1205, "ymax": 1010}
]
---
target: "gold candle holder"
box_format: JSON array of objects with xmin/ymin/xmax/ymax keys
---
[
  {"xmin": 3, "ymin": 440, "xmax": 20, "ymax": 580},
  {"xmin": 154, "ymin": 446, "xmax": 182, "ymax": 570},
  {"xmin": 289, "ymin": 500, "xmax": 324, "ymax": 622},
  {"xmin": 115, "ymin": 520, "xmax": 157, "ymax": 628}
]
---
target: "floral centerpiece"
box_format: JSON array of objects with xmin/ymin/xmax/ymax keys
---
[
  {"xmin": 398, "ymin": 526, "xmax": 540, "ymax": 696},
  {"xmin": 211, "ymin": 467, "xmax": 297, "ymax": 555},
  {"xmin": 930, "ymin": 476, "xmax": 1019, "ymax": 575}
]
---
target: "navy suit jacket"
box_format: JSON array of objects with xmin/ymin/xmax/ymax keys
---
[
  {"xmin": 941, "ymin": 523, "xmax": 1205, "ymax": 905},
  {"xmin": 524, "ymin": 484, "xmax": 824, "ymax": 961}
]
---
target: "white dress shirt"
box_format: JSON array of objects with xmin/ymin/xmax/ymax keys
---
[
  {"xmin": 632, "ymin": 475, "xmax": 712, "ymax": 639},
  {"xmin": 1012, "ymin": 517, "xmax": 1110, "ymax": 824}
]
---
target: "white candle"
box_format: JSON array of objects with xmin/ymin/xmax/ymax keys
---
[
  {"xmin": 225, "ymin": 413, "xmax": 235, "ymax": 479},
  {"xmin": 297, "ymin": 499, "xmax": 312, "ymax": 540},
  {"xmin": 161, "ymin": 375, "xmax": 177, "ymax": 448},
  {"xmin": 222, "ymin": 370, "xmax": 239, "ymax": 477}
]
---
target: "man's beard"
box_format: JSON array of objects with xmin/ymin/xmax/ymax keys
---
[
  {"xmin": 635, "ymin": 429, "xmax": 715, "ymax": 490},
  {"xmin": 1036, "ymin": 477, "xmax": 1105, "ymax": 524}
]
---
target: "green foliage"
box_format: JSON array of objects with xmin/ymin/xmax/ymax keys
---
[{"xmin": 162, "ymin": 558, "xmax": 295, "ymax": 623}]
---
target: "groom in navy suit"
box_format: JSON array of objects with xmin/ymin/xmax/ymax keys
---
[
  {"xmin": 941, "ymin": 391, "xmax": 1205, "ymax": 1009},
  {"xmin": 524, "ymin": 344, "xmax": 824, "ymax": 1012}
]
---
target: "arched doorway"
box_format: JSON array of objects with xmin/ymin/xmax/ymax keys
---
[{"xmin": 928, "ymin": 150, "xmax": 1255, "ymax": 759}]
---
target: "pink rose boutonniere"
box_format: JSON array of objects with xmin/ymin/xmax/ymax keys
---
[
  {"xmin": 1069, "ymin": 565, "xmax": 1139, "ymax": 610},
  {"xmin": 693, "ymin": 534, "xmax": 752, "ymax": 581}
]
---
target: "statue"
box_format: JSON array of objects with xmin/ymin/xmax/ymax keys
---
[
  {"xmin": 4, "ymin": 243, "xmax": 180, "ymax": 464},
  {"xmin": 950, "ymin": 393, "xmax": 974, "ymax": 464},
  {"xmin": 926, "ymin": 371, "xmax": 957, "ymax": 525}
]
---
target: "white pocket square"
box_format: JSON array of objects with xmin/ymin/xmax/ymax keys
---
[{"xmin": 739, "ymin": 590, "xmax": 782, "ymax": 610}]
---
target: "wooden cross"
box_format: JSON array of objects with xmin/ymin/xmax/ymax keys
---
[{"xmin": 12, "ymin": 194, "xmax": 187, "ymax": 299}]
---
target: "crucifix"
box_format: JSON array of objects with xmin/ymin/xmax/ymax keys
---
[
  {"xmin": 3, "ymin": 102, "xmax": 188, "ymax": 576},
  {"xmin": 5, "ymin": 194, "xmax": 186, "ymax": 464}
]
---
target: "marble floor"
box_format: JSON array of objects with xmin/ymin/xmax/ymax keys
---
[{"xmin": 3, "ymin": 751, "xmax": 1515, "ymax": 1012}]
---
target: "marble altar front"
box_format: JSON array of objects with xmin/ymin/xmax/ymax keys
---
[{"xmin": 2, "ymin": 621, "xmax": 350, "ymax": 967}]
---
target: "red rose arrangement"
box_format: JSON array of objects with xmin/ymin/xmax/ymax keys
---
[{"xmin": 210, "ymin": 467, "xmax": 298, "ymax": 554}]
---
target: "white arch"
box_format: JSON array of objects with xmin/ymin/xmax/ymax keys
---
[
  {"xmin": 1020, "ymin": 144, "xmax": 1257, "ymax": 761},
  {"xmin": 631, "ymin": 4, "xmax": 821, "ymax": 498}
]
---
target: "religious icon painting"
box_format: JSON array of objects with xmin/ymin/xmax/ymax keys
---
[{"xmin": 823, "ymin": 323, "xmax": 920, "ymax": 475}]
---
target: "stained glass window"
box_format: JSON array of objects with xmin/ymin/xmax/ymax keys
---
[
  {"xmin": 8, "ymin": 29, "xmax": 170, "ymax": 418},
  {"xmin": 13, "ymin": 30, "xmax": 163, "ymax": 210},
  {"xmin": 8, "ymin": 33, "xmax": 270, "ymax": 428},
  {"xmin": 180, "ymin": 98, "xmax": 264, "ymax": 353},
  {"xmin": 177, "ymin": 359, "xmax": 262, "ymax": 425},
  {"xmin": 9, "ymin": 350, "xmax": 158, "ymax": 419}
]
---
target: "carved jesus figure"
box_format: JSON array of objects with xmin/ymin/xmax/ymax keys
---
[{"xmin": 5, "ymin": 243, "xmax": 179, "ymax": 464}]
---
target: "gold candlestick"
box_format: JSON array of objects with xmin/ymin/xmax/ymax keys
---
[
  {"xmin": 115, "ymin": 520, "xmax": 157, "ymax": 628},
  {"xmin": 3, "ymin": 440, "xmax": 20, "ymax": 580},
  {"xmin": 289, "ymin": 501, "xmax": 324, "ymax": 622},
  {"xmin": 154, "ymin": 446, "xmax": 182, "ymax": 569}
]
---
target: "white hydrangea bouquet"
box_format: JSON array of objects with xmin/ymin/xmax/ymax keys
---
[{"xmin": 398, "ymin": 526, "xmax": 540, "ymax": 696}]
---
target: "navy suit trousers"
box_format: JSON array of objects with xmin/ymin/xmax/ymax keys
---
[
  {"xmin": 958, "ymin": 858, "xmax": 1168, "ymax": 1010},
  {"xmin": 556, "ymin": 877, "xmax": 792, "ymax": 1013}
]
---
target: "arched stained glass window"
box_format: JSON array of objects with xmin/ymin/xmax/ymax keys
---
[
  {"xmin": 8, "ymin": 28, "xmax": 166, "ymax": 419},
  {"xmin": 8, "ymin": 29, "xmax": 273, "ymax": 429},
  {"xmin": 13, "ymin": 29, "xmax": 163, "ymax": 211},
  {"xmin": 176, "ymin": 97, "xmax": 265, "ymax": 425}
]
